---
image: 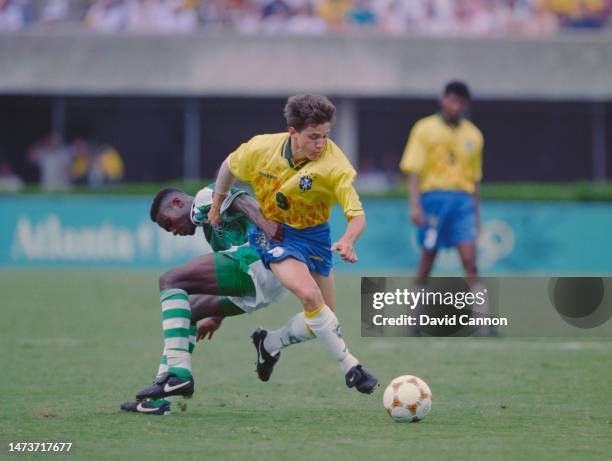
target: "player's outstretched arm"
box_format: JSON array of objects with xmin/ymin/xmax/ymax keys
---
[
  {"xmin": 209, "ymin": 158, "xmax": 236, "ymax": 226},
  {"xmin": 331, "ymin": 215, "xmax": 366, "ymax": 263},
  {"xmin": 231, "ymin": 195, "xmax": 283, "ymax": 243}
]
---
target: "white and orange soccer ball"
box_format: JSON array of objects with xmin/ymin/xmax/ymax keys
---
[{"xmin": 383, "ymin": 375, "xmax": 432, "ymax": 423}]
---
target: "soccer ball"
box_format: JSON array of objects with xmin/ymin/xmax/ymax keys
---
[{"xmin": 383, "ymin": 375, "xmax": 432, "ymax": 423}]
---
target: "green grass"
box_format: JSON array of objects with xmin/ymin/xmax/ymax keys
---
[
  {"xmin": 6, "ymin": 180, "xmax": 612, "ymax": 201},
  {"xmin": 2, "ymin": 271, "xmax": 611, "ymax": 460}
]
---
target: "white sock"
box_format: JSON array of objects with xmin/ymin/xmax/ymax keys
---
[
  {"xmin": 304, "ymin": 305, "xmax": 359, "ymax": 374},
  {"xmin": 156, "ymin": 348, "xmax": 168, "ymax": 380},
  {"xmin": 263, "ymin": 312, "xmax": 315, "ymax": 355}
]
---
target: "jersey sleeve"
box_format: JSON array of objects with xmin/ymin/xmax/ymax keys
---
[
  {"xmin": 227, "ymin": 136, "xmax": 260, "ymax": 183},
  {"xmin": 220, "ymin": 186, "xmax": 249, "ymax": 216},
  {"xmin": 191, "ymin": 186, "xmax": 214, "ymax": 226},
  {"xmin": 191, "ymin": 185, "xmax": 249, "ymax": 226},
  {"xmin": 333, "ymin": 167, "xmax": 365, "ymax": 220},
  {"xmin": 399, "ymin": 121, "xmax": 426, "ymax": 175}
]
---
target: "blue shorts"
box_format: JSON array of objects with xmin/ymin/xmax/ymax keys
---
[
  {"xmin": 418, "ymin": 190, "xmax": 477, "ymax": 250},
  {"xmin": 248, "ymin": 222, "xmax": 333, "ymax": 276}
]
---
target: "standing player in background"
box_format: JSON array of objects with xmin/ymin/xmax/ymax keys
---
[
  {"xmin": 400, "ymin": 81, "xmax": 484, "ymax": 284},
  {"xmin": 208, "ymin": 95, "xmax": 378, "ymax": 394}
]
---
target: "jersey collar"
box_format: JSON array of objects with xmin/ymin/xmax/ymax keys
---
[
  {"xmin": 437, "ymin": 112, "xmax": 463, "ymax": 129},
  {"xmin": 282, "ymin": 135, "xmax": 310, "ymax": 170}
]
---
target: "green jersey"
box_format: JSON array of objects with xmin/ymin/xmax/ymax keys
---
[
  {"xmin": 190, "ymin": 184, "xmax": 253, "ymax": 251},
  {"xmin": 189, "ymin": 184, "xmax": 288, "ymax": 313}
]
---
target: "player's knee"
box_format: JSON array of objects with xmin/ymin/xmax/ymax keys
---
[
  {"xmin": 159, "ymin": 270, "xmax": 180, "ymax": 291},
  {"xmin": 295, "ymin": 285, "xmax": 323, "ymax": 311}
]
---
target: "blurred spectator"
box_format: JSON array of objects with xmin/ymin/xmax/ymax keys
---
[
  {"xmin": 2, "ymin": 0, "xmax": 610, "ymax": 35},
  {"xmin": 544, "ymin": 0, "xmax": 612, "ymax": 28},
  {"xmin": 227, "ymin": 0, "xmax": 261, "ymax": 34},
  {"xmin": 87, "ymin": 142, "xmax": 125, "ymax": 187},
  {"xmin": 27, "ymin": 132, "xmax": 73, "ymax": 191},
  {"xmin": 286, "ymin": 1, "xmax": 327, "ymax": 34},
  {"xmin": 125, "ymin": 0, "xmax": 158, "ymax": 31},
  {"xmin": 0, "ymin": 0, "xmax": 31, "ymax": 30},
  {"xmin": 316, "ymin": 0, "xmax": 352, "ymax": 30},
  {"xmin": 197, "ymin": 0, "xmax": 228, "ymax": 30},
  {"xmin": 419, "ymin": 0, "xmax": 457, "ymax": 36},
  {"xmin": 68, "ymin": 138, "xmax": 125, "ymax": 187},
  {"xmin": 376, "ymin": 0, "xmax": 423, "ymax": 35},
  {"xmin": 85, "ymin": 0, "xmax": 127, "ymax": 32},
  {"xmin": 167, "ymin": 0, "xmax": 199, "ymax": 33},
  {"xmin": 125, "ymin": 0, "xmax": 197, "ymax": 33},
  {"xmin": 40, "ymin": 0, "xmax": 70, "ymax": 24},
  {"xmin": 69, "ymin": 137, "xmax": 91, "ymax": 184},
  {"xmin": 259, "ymin": 0, "xmax": 293, "ymax": 33},
  {"xmin": 0, "ymin": 160, "xmax": 25, "ymax": 193},
  {"xmin": 261, "ymin": 0, "xmax": 292, "ymax": 18},
  {"xmin": 347, "ymin": 0, "xmax": 377, "ymax": 28}
]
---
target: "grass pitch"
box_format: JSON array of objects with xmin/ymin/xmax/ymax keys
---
[{"xmin": 2, "ymin": 271, "xmax": 611, "ymax": 461}]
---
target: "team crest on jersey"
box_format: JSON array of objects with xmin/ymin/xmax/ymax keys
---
[
  {"xmin": 254, "ymin": 233, "xmax": 270, "ymax": 250},
  {"xmin": 299, "ymin": 174, "xmax": 313, "ymax": 192},
  {"xmin": 465, "ymin": 140, "xmax": 475, "ymax": 152}
]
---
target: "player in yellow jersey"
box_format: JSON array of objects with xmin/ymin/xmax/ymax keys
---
[
  {"xmin": 400, "ymin": 81, "xmax": 484, "ymax": 284},
  {"xmin": 209, "ymin": 95, "xmax": 378, "ymax": 394}
]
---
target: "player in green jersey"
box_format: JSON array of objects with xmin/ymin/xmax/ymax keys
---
[{"xmin": 121, "ymin": 184, "xmax": 313, "ymax": 416}]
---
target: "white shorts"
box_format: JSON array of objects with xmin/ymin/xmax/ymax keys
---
[{"xmin": 228, "ymin": 259, "xmax": 289, "ymax": 314}]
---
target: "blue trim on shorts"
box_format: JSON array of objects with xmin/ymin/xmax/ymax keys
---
[
  {"xmin": 248, "ymin": 222, "xmax": 333, "ymax": 276},
  {"xmin": 418, "ymin": 190, "xmax": 477, "ymax": 250}
]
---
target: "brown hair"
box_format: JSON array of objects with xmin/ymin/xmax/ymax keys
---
[{"xmin": 284, "ymin": 95, "xmax": 336, "ymax": 132}]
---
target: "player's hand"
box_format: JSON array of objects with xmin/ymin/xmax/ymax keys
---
[
  {"xmin": 410, "ymin": 204, "xmax": 424, "ymax": 227},
  {"xmin": 260, "ymin": 219, "xmax": 283, "ymax": 243},
  {"xmin": 207, "ymin": 205, "xmax": 222, "ymax": 228},
  {"xmin": 196, "ymin": 316, "xmax": 223, "ymax": 342},
  {"xmin": 331, "ymin": 240, "xmax": 358, "ymax": 263}
]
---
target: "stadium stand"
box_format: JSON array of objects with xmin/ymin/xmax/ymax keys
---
[{"xmin": 1, "ymin": 0, "xmax": 611, "ymax": 35}]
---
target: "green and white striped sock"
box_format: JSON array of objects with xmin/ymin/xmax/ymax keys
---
[
  {"xmin": 161, "ymin": 288, "xmax": 192, "ymax": 379},
  {"xmin": 156, "ymin": 326, "xmax": 196, "ymax": 380}
]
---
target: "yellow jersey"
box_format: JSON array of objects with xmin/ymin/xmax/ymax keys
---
[
  {"xmin": 399, "ymin": 114, "xmax": 484, "ymax": 194},
  {"xmin": 228, "ymin": 133, "xmax": 364, "ymax": 229}
]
